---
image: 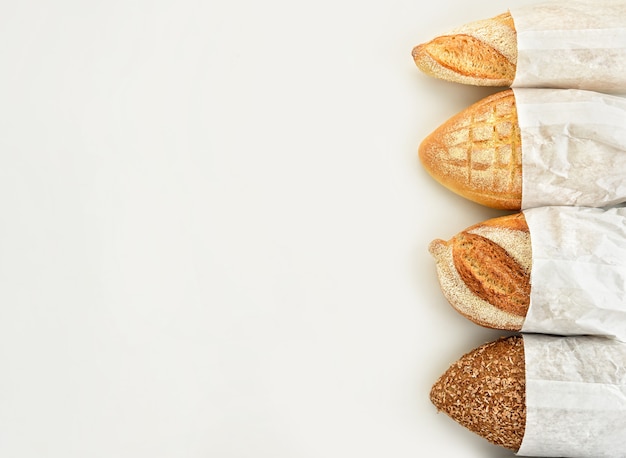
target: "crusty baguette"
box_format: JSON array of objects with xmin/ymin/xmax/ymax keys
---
[
  {"xmin": 419, "ymin": 89, "xmax": 522, "ymax": 210},
  {"xmin": 412, "ymin": 12, "xmax": 517, "ymax": 87},
  {"xmin": 429, "ymin": 212, "xmax": 531, "ymax": 331},
  {"xmin": 430, "ymin": 335, "xmax": 526, "ymax": 451}
]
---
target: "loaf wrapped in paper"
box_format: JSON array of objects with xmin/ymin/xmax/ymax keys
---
[
  {"xmin": 512, "ymin": 1, "xmax": 626, "ymax": 92},
  {"xmin": 428, "ymin": 206, "xmax": 626, "ymax": 341},
  {"xmin": 430, "ymin": 334, "xmax": 626, "ymax": 457},
  {"xmin": 418, "ymin": 88, "xmax": 626, "ymax": 210},
  {"xmin": 412, "ymin": 1, "xmax": 626, "ymax": 92}
]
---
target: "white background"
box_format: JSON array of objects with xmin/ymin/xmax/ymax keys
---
[{"xmin": 0, "ymin": 0, "xmax": 539, "ymax": 457}]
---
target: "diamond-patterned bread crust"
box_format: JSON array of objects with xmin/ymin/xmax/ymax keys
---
[{"xmin": 419, "ymin": 89, "xmax": 522, "ymax": 210}]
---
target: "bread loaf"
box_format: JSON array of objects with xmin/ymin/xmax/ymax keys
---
[
  {"xmin": 430, "ymin": 335, "xmax": 526, "ymax": 451},
  {"xmin": 412, "ymin": 12, "xmax": 517, "ymax": 87},
  {"xmin": 412, "ymin": 3, "xmax": 626, "ymax": 91},
  {"xmin": 420, "ymin": 87, "xmax": 626, "ymax": 210},
  {"xmin": 419, "ymin": 89, "xmax": 521, "ymax": 210},
  {"xmin": 429, "ymin": 211, "xmax": 530, "ymax": 331},
  {"xmin": 432, "ymin": 334, "xmax": 626, "ymax": 456},
  {"xmin": 430, "ymin": 206, "xmax": 626, "ymax": 339}
]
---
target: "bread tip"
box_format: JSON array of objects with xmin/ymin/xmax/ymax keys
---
[
  {"xmin": 417, "ymin": 133, "xmax": 435, "ymax": 165},
  {"xmin": 411, "ymin": 42, "xmax": 440, "ymax": 79},
  {"xmin": 411, "ymin": 43, "xmax": 424, "ymax": 63},
  {"xmin": 428, "ymin": 238, "xmax": 448, "ymax": 259}
]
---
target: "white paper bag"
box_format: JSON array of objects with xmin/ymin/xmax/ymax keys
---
[
  {"xmin": 522, "ymin": 206, "xmax": 626, "ymax": 342},
  {"xmin": 515, "ymin": 88, "xmax": 626, "ymax": 209},
  {"xmin": 511, "ymin": 1, "xmax": 626, "ymax": 92},
  {"xmin": 518, "ymin": 334, "xmax": 626, "ymax": 457}
]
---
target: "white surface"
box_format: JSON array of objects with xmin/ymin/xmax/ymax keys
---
[{"xmin": 0, "ymin": 1, "xmax": 538, "ymax": 457}]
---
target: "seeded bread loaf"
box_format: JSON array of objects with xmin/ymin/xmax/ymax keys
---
[
  {"xmin": 430, "ymin": 335, "xmax": 526, "ymax": 451},
  {"xmin": 429, "ymin": 212, "xmax": 531, "ymax": 331},
  {"xmin": 433, "ymin": 334, "xmax": 626, "ymax": 456},
  {"xmin": 412, "ymin": 12, "xmax": 517, "ymax": 87}
]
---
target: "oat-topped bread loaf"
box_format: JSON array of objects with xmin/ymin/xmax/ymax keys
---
[
  {"xmin": 429, "ymin": 206, "xmax": 626, "ymax": 339},
  {"xmin": 419, "ymin": 87, "xmax": 626, "ymax": 210},
  {"xmin": 412, "ymin": 2, "xmax": 626, "ymax": 91},
  {"xmin": 432, "ymin": 334, "xmax": 626, "ymax": 456},
  {"xmin": 430, "ymin": 335, "xmax": 526, "ymax": 451}
]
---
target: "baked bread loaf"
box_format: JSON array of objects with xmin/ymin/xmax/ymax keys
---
[
  {"xmin": 432, "ymin": 334, "xmax": 626, "ymax": 456},
  {"xmin": 430, "ymin": 335, "xmax": 526, "ymax": 451},
  {"xmin": 412, "ymin": 2, "xmax": 626, "ymax": 91},
  {"xmin": 429, "ymin": 211, "xmax": 530, "ymax": 331},
  {"xmin": 419, "ymin": 89, "xmax": 521, "ymax": 210},
  {"xmin": 430, "ymin": 206, "xmax": 626, "ymax": 339},
  {"xmin": 412, "ymin": 12, "xmax": 517, "ymax": 87},
  {"xmin": 420, "ymin": 87, "xmax": 626, "ymax": 210}
]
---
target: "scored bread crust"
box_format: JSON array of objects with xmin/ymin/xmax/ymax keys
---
[
  {"xmin": 428, "ymin": 212, "xmax": 531, "ymax": 331},
  {"xmin": 430, "ymin": 335, "xmax": 526, "ymax": 451},
  {"xmin": 412, "ymin": 12, "xmax": 517, "ymax": 86},
  {"xmin": 419, "ymin": 89, "xmax": 522, "ymax": 210}
]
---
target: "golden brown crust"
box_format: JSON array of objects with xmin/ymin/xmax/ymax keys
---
[
  {"xmin": 473, "ymin": 210, "xmax": 526, "ymax": 232},
  {"xmin": 428, "ymin": 212, "xmax": 531, "ymax": 331},
  {"xmin": 412, "ymin": 12, "xmax": 517, "ymax": 86},
  {"xmin": 419, "ymin": 89, "xmax": 522, "ymax": 210},
  {"xmin": 452, "ymin": 232, "xmax": 530, "ymax": 317},
  {"xmin": 416, "ymin": 34, "xmax": 514, "ymax": 81},
  {"xmin": 493, "ymin": 11, "xmax": 515, "ymax": 28},
  {"xmin": 430, "ymin": 335, "xmax": 526, "ymax": 451}
]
